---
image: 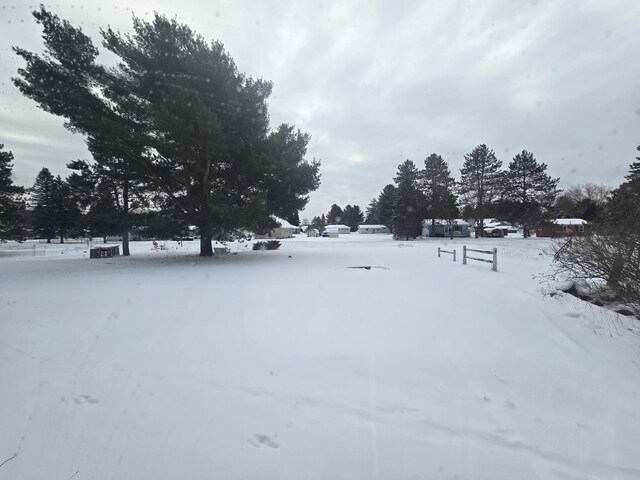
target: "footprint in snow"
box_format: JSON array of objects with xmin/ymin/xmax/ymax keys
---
[
  {"xmin": 73, "ymin": 394, "xmax": 100, "ymax": 405},
  {"xmin": 247, "ymin": 434, "xmax": 279, "ymax": 449}
]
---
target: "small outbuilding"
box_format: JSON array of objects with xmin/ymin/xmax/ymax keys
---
[
  {"xmin": 256, "ymin": 217, "xmax": 297, "ymax": 239},
  {"xmin": 357, "ymin": 224, "xmax": 390, "ymax": 234},
  {"xmin": 536, "ymin": 218, "xmax": 590, "ymax": 238},
  {"xmin": 422, "ymin": 219, "xmax": 471, "ymax": 237}
]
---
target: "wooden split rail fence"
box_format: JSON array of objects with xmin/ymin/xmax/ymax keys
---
[
  {"xmin": 463, "ymin": 245, "xmax": 498, "ymax": 272},
  {"xmin": 437, "ymin": 245, "xmax": 498, "ymax": 272},
  {"xmin": 437, "ymin": 247, "xmax": 456, "ymax": 262}
]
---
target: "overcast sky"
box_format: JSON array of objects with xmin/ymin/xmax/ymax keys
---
[{"xmin": 1, "ymin": 0, "xmax": 639, "ymax": 219}]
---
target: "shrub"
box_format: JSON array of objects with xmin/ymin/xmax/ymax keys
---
[
  {"xmin": 551, "ymin": 222, "xmax": 640, "ymax": 315},
  {"xmin": 266, "ymin": 240, "xmax": 281, "ymax": 250},
  {"xmin": 252, "ymin": 240, "xmax": 281, "ymax": 251}
]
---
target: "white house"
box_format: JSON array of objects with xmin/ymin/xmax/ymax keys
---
[
  {"xmin": 324, "ymin": 224, "xmax": 351, "ymax": 235},
  {"xmin": 357, "ymin": 224, "xmax": 390, "ymax": 234}
]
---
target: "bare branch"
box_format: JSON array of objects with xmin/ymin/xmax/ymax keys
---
[{"xmin": 0, "ymin": 454, "xmax": 16, "ymax": 469}]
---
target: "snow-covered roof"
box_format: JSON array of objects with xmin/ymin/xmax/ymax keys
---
[
  {"xmin": 484, "ymin": 219, "xmax": 517, "ymax": 228},
  {"xmin": 273, "ymin": 217, "xmax": 296, "ymax": 229},
  {"xmin": 325, "ymin": 224, "xmax": 350, "ymax": 229},
  {"xmin": 552, "ymin": 218, "xmax": 588, "ymax": 225},
  {"xmin": 422, "ymin": 219, "xmax": 469, "ymax": 226},
  {"xmin": 358, "ymin": 225, "xmax": 388, "ymax": 229}
]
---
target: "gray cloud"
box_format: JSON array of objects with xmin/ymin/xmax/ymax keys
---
[{"xmin": 0, "ymin": 0, "xmax": 638, "ymax": 217}]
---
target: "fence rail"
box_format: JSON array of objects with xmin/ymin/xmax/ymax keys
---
[
  {"xmin": 463, "ymin": 245, "xmax": 498, "ymax": 272},
  {"xmin": 437, "ymin": 247, "xmax": 456, "ymax": 262}
]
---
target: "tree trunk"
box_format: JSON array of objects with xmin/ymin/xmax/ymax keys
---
[
  {"xmin": 122, "ymin": 182, "xmax": 130, "ymax": 256},
  {"xmin": 122, "ymin": 229, "xmax": 130, "ymax": 256},
  {"xmin": 199, "ymin": 159, "xmax": 213, "ymax": 257},
  {"xmin": 46, "ymin": 237, "xmax": 51, "ymax": 244},
  {"xmin": 200, "ymin": 234, "xmax": 213, "ymax": 256},
  {"xmin": 60, "ymin": 235, "xmax": 64, "ymax": 244},
  {"xmin": 103, "ymin": 235, "xmax": 107, "ymax": 244}
]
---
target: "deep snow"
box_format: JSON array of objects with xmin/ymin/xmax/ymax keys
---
[{"xmin": 1, "ymin": 235, "xmax": 639, "ymax": 480}]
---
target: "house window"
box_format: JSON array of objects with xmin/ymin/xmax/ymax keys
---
[{"xmin": 578, "ymin": 224, "xmax": 585, "ymax": 232}]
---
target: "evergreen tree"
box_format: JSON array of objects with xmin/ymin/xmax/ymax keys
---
[
  {"xmin": 15, "ymin": 7, "xmax": 320, "ymax": 256},
  {"xmin": 13, "ymin": 7, "xmax": 148, "ymax": 255},
  {"xmin": 365, "ymin": 197, "xmax": 379, "ymax": 224},
  {"xmin": 327, "ymin": 204, "xmax": 344, "ymax": 225},
  {"xmin": 503, "ymin": 150, "xmax": 560, "ymax": 237},
  {"xmin": 420, "ymin": 153, "xmax": 457, "ymax": 236},
  {"xmin": 614, "ymin": 145, "xmax": 640, "ymax": 202},
  {"xmin": 342, "ymin": 204, "xmax": 364, "ymax": 231},
  {"xmin": 286, "ymin": 211, "xmax": 301, "ymax": 227},
  {"xmin": 392, "ymin": 160, "xmax": 424, "ymax": 240},
  {"xmin": 31, "ymin": 168, "xmax": 57, "ymax": 243},
  {"xmin": 0, "ymin": 144, "xmax": 25, "ymax": 240},
  {"xmin": 87, "ymin": 180, "xmax": 120, "ymax": 242},
  {"xmin": 31, "ymin": 168, "xmax": 80, "ymax": 243},
  {"xmin": 609, "ymin": 146, "xmax": 640, "ymax": 222},
  {"xmin": 51, "ymin": 175, "xmax": 81, "ymax": 243},
  {"xmin": 377, "ymin": 184, "xmax": 396, "ymax": 230},
  {"xmin": 458, "ymin": 144, "xmax": 503, "ymax": 237},
  {"xmin": 103, "ymin": 18, "xmax": 320, "ymax": 255}
]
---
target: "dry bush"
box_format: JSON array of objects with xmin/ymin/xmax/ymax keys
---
[{"xmin": 552, "ymin": 222, "xmax": 640, "ymax": 314}]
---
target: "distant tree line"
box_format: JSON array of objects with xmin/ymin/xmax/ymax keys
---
[
  {"xmin": 358, "ymin": 145, "xmax": 560, "ymax": 239},
  {"xmin": 2, "ymin": 7, "xmax": 320, "ymax": 256}
]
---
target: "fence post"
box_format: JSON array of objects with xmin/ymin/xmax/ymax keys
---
[
  {"xmin": 453, "ymin": 249, "xmax": 456, "ymax": 262},
  {"xmin": 462, "ymin": 245, "xmax": 467, "ymax": 264},
  {"xmin": 438, "ymin": 247, "xmax": 441, "ymax": 258},
  {"xmin": 492, "ymin": 247, "xmax": 498, "ymax": 272}
]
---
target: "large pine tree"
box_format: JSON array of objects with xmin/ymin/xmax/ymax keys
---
[
  {"xmin": 377, "ymin": 184, "xmax": 396, "ymax": 230},
  {"xmin": 364, "ymin": 197, "xmax": 379, "ymax": 224},
  {"xmin": 504, "ymin": 150, "xmax": 560, "ymax": 237},
  {"xmin": 392, "ymin": 160, "xmax": 424, "ymax": 240},
  {"xmin": 15, "ymin": 7, "xmax": 320, "ymax": 256},
  {"xmin": 342, "ymin": 204, "xmax": 364, "ymax": 231},
  {"xmin": 458, "ymin": 144, "xmax": 503, "ymax": 237},
  {"xmin": 326, "ymin": 204, "xmax": 344, "ymax": 225},
  {"xmin": 420, "ymin": 153, "xmax": 457, "ymax": 236},
  {"xmin": 0, "ymin": 144, "xmax": 25, "ymax": 240}
]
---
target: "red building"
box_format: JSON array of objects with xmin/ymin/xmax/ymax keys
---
[{"xmin": 536, "ymin": 218, "xmax": 590, "ymax": 238}]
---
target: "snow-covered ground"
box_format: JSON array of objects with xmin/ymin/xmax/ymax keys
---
[{"xmin": 1, "ymin": 235, "xmax": 639, "ymax": 479}]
